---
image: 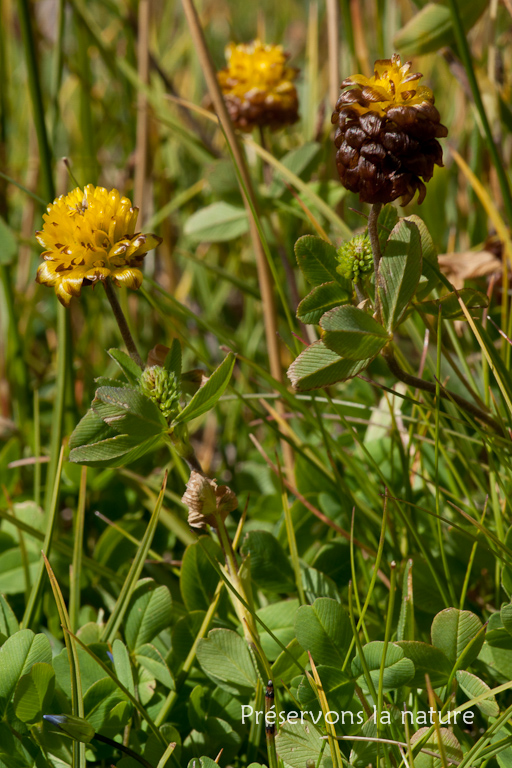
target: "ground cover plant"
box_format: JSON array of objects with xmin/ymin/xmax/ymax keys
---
[{"xmin": 1, "ymin": 0, "xmax": 512, "ymax": 767}]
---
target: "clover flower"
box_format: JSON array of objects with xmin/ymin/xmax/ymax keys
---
[
  {"xmin": 140, "ymin": 365, "xmax": 181, "ymax": 422},
  {"xmin": 336, "ymin": 234, "xmax": 373, "ymax": 282},
  {"xmin": 35, "ymin": 185, "xmax": 162, "ymax": 306},
  {"xmin": 331, "ymin": 54, "xmax": 448, "ymax": 205},
  {"xmin": 217, "ymin": 39, "xmax": 299, "ymax": 131}
]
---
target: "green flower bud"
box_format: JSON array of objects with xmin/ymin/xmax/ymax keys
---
[
  {"xmin": 336, "ymin": 233, "xmax": 373, "ymax": 282},
  {"xmin": 140, "ymin": 365, "xmax": 181, "ymax": 421},
  {"xmin": 43, "ymin": 714, "xmax": 95, "ymax": 743}
]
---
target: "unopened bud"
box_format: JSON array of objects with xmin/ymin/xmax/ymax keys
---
[
  {"xmin": 43, "ymin": 714, "xmax": 95, "ymax": 743},
  {"xmin": 336, "ymin": 234, "xmax": 373, "ymax": 282},
  {"xmin": 140, "ymin": 365, "xmax": 181, "ymax": 421}
]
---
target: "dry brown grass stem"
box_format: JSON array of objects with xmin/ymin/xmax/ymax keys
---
[
  {"xmin": 134, "ymin": 0, "xmax": 150, "ymax": 219},
  {"xmin": 326, "ymin": 0, "xmax": 340, "ymax": 108},
  {"xmin": 179, "ymin": 0, "xmax": 295, "ymax": 478}
]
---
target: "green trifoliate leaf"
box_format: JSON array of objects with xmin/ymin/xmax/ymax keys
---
[
  {"xmin": 378, "ymin": 219, "xmax": 422, "ymax": 332},
  {"xmin": 164, "ymin": 338, "xmax": 182, "ymax": 378},
  {"xmin": 321, "ymin": 305, "xmax": 391, "ymax": 360},
  {"xmin": 295, "ymin": 235, "xmax": 350, "ymax": 288},
  {"xmin": 69, "ymin": 433, "xmax": 162, "ymax": 468},
  {"xmin": 297, "ymin": 281, "xmax": 352, "ymax": 324},
  {"xmin": 287, "ymin": 340, "xmax": 372, "ymax": 391},
  {"xmin": 107, "ymin": 348, "xmax": 142, "ymax": 384},
  {"xmin": 404, "ymin": 214, "xmax": 439, "ymax": 300},
  {"xmin": 92, "ymin": 386, "xmax": 168, "ymax": 437},
  {"xmin": 172, "ymin": 353, "xmax": 235, "ymax": 425}
]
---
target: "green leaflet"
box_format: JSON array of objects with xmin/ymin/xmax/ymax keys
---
[
  {"xmin": 288, "ymin": 340, "xmax": 372, "ymax": 391},
  {"xmin": 321, "ymin": 304, "xmax": 390, "ymax": 360},
  {"xmin": 378, "ymin": 219, "xmax": 422, "ymax": 332}
]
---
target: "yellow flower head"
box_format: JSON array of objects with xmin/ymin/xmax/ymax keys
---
[
  {"xmin": 340, "ymin": 54, "xmax": 435, "ymax": 117},
  {"xmin": 217, "ymin": 40, "xmax": 299, "ymax": 131},
  {"xmin": 35, "ymin": 185, "xmax": 162, "ymax": 306}
]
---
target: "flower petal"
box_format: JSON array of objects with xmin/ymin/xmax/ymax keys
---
[
  {"xmin": 111, "ymin": 267, "xmax": 143, "ymax": 290},
  {"xmin": 126, "ymin": 233, "xmax": 162, "ymax": 258},
  {"xmin": 36, "ymin": 261, "xmax": 59, "ymax": 286}
]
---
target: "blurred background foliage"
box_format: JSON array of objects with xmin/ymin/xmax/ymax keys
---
[{"xmin": 1, "ymin": 0, "xmax": 512, "ymax": 764}]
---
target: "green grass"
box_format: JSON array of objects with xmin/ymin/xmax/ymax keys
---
[{"xmin": 1, "ymin": 0, "xmax": 512, "ymax": 767}]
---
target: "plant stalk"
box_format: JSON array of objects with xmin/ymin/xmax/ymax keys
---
[
  {"xmin": 326, "ymin": 0, "xmax": 340, "ymax": 108},
  {"xmin": 367, "ymin": 202, "xmax": 382, "ymax": 320},
  {"xmin": 382, "ymin": 347, "xmax": 503, "ymax": 435},
  {"xmin": 179, "ymin": 0, "xmax": 295, "ymax": 479},
  {"xmin": 216, "ymin": 515, "xmax": 258, "ymax": 643},
  {"xmin": 16, "ymin": 0, "xmax": 54, "ymax": 201},
  {"xmin": 93, "ymin": 733, "xmax": 153, "ymax": 768},
  {"xmin": 103, "ymin": 279, "xmax": 144, "ymax": 369}
]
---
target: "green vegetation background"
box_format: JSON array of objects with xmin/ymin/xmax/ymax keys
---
[{"xmin": 1, "ymin": 0, "xmax": 512, "ymax": 767}]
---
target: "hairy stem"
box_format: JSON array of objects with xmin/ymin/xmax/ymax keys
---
[
  {"xmin": 383, "ymin": 347, "xmax": 503, "ymax": 435},
  {"xmin": 367, "ymin": 202, "xmax": 382, "ymax": 320},
  {"xmin": 103, "ymin": 279, "xmax": 144, "ymax": 369}
]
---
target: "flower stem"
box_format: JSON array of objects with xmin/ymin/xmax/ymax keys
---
[
  {"xmin": 367, "ymin": 202, "xmax": 382, "ymax": 320},
  {"xmin": 103, "ymin": 279, "xmax": 144, "ymax": 370},
  {"xmin": 216, "ymin": 515, "xmax": 258, "ymax": 643},
  {"xmin": 93, "ymin": 733, "xmax": 153, "ymax": 768},
  {"xmin": 258, "ymin": 126, "xmax": 272, "ymax": 186},
  {"xmin": 382, "ymin": 346, "xmax": 504, "ymax": 435},
  {"xmin": 179, "ymin": 0, "xmax": 296, "ymax": 482}
]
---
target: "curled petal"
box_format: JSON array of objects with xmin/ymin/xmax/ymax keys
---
[
  {"xmin": 126, "ymin": 233, "xmax": 162, "ymax": 258},
  {"xmin": 55, "ymin": 282, "xmax": 74, "ymax": 307},
  {"xmin": 84, "ymin": 266, "xmax": 111, "ymax": 283},
  {"xmin": 111, "ymin": 266, "xmax": 144, "ymax": 289},
  {"xmin": 59, "ymin": 266, "xmax": 90, "ymax": 297},
  {"xmin": 36, "ymin": 261, "xmax": 59, "ymax": 286},
  {"xmin": 109, "ymin": 240, "xmax": 129, "ymax": 258}
]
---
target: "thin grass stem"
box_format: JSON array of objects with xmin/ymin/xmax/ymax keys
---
[{"xmin": 447, "ymin": 0, "xmax": 512, "ymax": 224}]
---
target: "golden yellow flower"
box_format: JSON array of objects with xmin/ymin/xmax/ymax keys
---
[
  {"xmin": 217, "ymin": 40, "xmax": 299, "ymax": 131},
  {"xmin": 35, "ymin": 184, "xmax": 162, "ymax": 306},
  {"xmin": 331, "ymin": 54, "xmax": 448, "ymax": 205}
]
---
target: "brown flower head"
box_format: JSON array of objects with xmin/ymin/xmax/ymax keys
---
[
  {"xmin": 331, "ymin": 54, "xmax": 448, "ymax": 205},
  {"xmin": 217, "ymin": 40, "xmax": 299, "ymax": 132},
  {"xmin": 182, "ymin": 471, "xmax": 238, "ymax": 529}
]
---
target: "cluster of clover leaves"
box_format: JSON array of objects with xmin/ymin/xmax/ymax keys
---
[
  {"xmin": 287, "ymin": 206, "xmax": 488, "ymax": 393},
  {"xmin": 68, "ymin": 339, "xmax": 235, "ymax": 469}
]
